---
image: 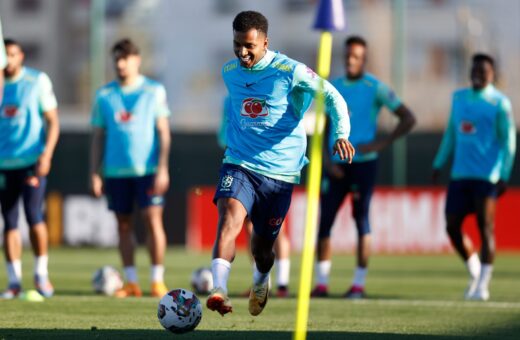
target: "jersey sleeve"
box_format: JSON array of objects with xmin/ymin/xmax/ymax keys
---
[
  {"xmin": 496, "ymin": 98, "xmax": 516, "ymax": 181},
  {"xmin": 37, "ymin": 72, "xmax": 58, "ymax": 113},
  {"xmin": 90, "ymin": 92, "xmax": 105, "ymax": 128},
  {"xmin": 218, "ymin": 96, "xmax": 231, "ymax": 149},
  {"xmin": 432, "ymin": 102, "xmax": 456, "ymax": 170},
  {"xmin": 292, "ymin": 64, "xmax": 350, "ymax": 141},
  {"xmin": 154, "ymin": 84, "xmax": 171, "ymax": 118},
  {"xmin": 376, "ymin": 81, "xmax": 402, "ymax": 111}
]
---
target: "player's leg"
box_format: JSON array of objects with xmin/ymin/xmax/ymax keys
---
[
  {"xmin": 345, "ymin": 160, "xmax": 376, "ymax": 299},
  {"xmin": 207, "ymin": 164, "xmax": 252, "ymax": 315},
  {"xmin": 312, "ymin": 169, "xmax": 349, "ymax": 297},
  {"xmin": 23, "ymin": 175, "xmax": 54, "ymax": 297},
  {"xmin": 445, "ymin": 180, "xmax": 480, "ymax": 299},
  {"xmin": 273, "ymin": 223, "xmax": 290, "ymax": 297},
  {"xmin": 137, "ymin": 174, "xmax": 168, "ymax": 297},
  {"xmin": 248, "ymin": 175, "xmax": 292, "ymax": 316},
  {"xmin": 0, "ymin": 169, "xmax": 24, "ymax": 298},
  {"xmin": 105, "ymin": 177, "xmax": 141, "ymax": 297},
  {"xmin": 470, "ymin": 185, "xmax": 497, "ymax": 301}
]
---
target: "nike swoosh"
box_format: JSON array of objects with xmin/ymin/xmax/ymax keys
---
[{"xmin": 245, "ymin": 82, "xmax": 255, "ymax": 87}]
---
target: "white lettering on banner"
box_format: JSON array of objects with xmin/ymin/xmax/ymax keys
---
[
  {"xmin": 63, "ymin": 196, "xmax": 118, "ymax": 246},
  {"xmin": 288, "ymin": 190, "xmax": 452, "ymax": 253}
]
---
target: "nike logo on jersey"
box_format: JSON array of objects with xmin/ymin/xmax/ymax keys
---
[{"xmin": 245, "ymin": 82, "xmax": 256, "ymax": 88}]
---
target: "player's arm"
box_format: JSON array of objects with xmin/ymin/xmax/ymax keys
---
[
  {"xmin": 432, "ymin": 102, "xmax": 456, "ymax": 183},
  {"xmin": 0, "ymin": 18, "xmax": 6, "ymax": 105},
  {"xmin": 152, "ymin": 85, "xmax": 171, "ymax": 195},
  {"xmin": 89, "ymin": 94, "xmax": 106, "ymax": 198},
  {"xmin": 292, "ymin": 65, "xmax": 354, "ymax": 163},
  {"xmin": 36, "ymin": 73, "xmax": 59, "ymax": 177},
  {"xmin": 496, "ymin": 98, "xmax": 516, "ymax": 195}
]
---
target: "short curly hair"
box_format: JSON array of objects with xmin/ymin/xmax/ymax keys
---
[{"xmin": 232, "ymin": 11, "xmax": 268, "ymax": 35}]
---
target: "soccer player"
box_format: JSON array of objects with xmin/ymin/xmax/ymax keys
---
[
  {"xmin": 432, "ymin": 53, "xmax": 516, "ymax": 301},
  {"xmin": 0, "ymin": 17, "xmax": 6, "ymax": 104},
  {"xmin": 219, "ymin": 96, "xmax": 292, "ymax": 298},
  {"xmin": 90, "ymin": 39, "xmax": 171, "ymax": 298},
  {"xmin": 0, "ymin": 39, "xmax": 59, "ymax": 299},
  {"xmin": 311, "ymin": 36, "xmax": 416, "ymax": 299},
  {"xmin": 207, "ymin": 11, "xmax": 354, "ymax": 316}
]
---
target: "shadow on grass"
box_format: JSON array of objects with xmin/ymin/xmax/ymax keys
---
[{"xmin": 2, "ymin": 329, "xmax": 519, "ymax": 340}]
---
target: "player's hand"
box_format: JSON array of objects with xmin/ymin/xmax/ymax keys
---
[
  {"xmin": 326, "ymin": 163, "xmax": 345, "ymax": 179},
  {"xmin": 35, "ymin": 153, "xmax": 52, "ymax": 177},
  {"xmin": 332, "ymin": 138, "xmax": 355, "ymax": 163},
  {"xmin": 153, "ymin": 166, "xmax": 170, "ymax": 196},
  {"xmin": 91, "ymin": 173, "xmax": 104, "ymax": 198},
  {"xmin": 431, "ymin": 169, "xmax": 441, "ymax": 184},
  {"xmin": 496, "ymin": 180, "xmax": 507, "ymax": 197},
  {"xmin": 356, "ymin": 139, "xmax": 389, "ymax": 154}
]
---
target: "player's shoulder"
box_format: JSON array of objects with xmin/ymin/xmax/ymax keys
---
[
  {"xmin": 488, "ymin": 86, "xmax": 510, "ymax": 104},
  {"xmin": 96, "ymin": 80, "xmax": 119, "ymax": 98},
  {"xmin": 142, "ymin": 76, "xmax": 166, "ymax": 93},
  {"xmin": 270, "ymin": 52, "xmax": 300, "ymax": 73},
  {"xmin": 222, "ymin": 59, "xmax": 239, "ymax": 74},
  {"xmin": 22, "ymin": 67, "xmax": 44, "ymax": 83},
  {"xmin": 452, "ymin": 87, "xmax": 470, "ymax": 100}
]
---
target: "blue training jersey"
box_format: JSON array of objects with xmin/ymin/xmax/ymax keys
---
[
  {"xmin": 222, "ymin": 50, "xmax": 350, "ymax": 184},
  {"xmin": 0, "ymin": 67, "xmax": 58, "ymax": 169},
  {"xmin": 217, "ymin": 95, "xmax": 231, "ymax": 149},
  {"xmin": 433, "ymin": 85, "xmax": 516, "ymax": 183},
  {"xmin": 91, "ymin": 75, "xmax": 171, "ymax": 178},
  {"xmin": 329, "ymin": 73, "xmax": 401, "ymax": 163}
]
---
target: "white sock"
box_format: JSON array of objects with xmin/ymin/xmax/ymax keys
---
[
  {"xmin": 7, "ymin": 260, "xmax": 22, "ymax": 285},
  {"xmin": 150, "ymin": 265, "xmax": 165, "ymax": 283},
  {"xmin": 253, "ymin": 263, "xmax": 270, "ymax": 285},
  {"xmin": 477, "ymin": 264, "xmax": 493, "ymax": 291},
  {"xmin": 465, "ymin": 253, "xmax": 481, "ymax": 279},
  {"xmin": 124, "ymin": 266, "xmax": 138, "ymax": 283},
  {"xmin": 316, "ymin": 260, "xmax": 331, "ymax": 286},
  {"xmin": 34, "ymin": 255, "xmax": 49, "ymax": 278},
  {"xmin": 275, "ymin": 258, "xmax": 290, "ymax": 287},
  {"xmin": 211, "ymin": 258, "xmax": 231, "ymax": 294},
  {"xmin": 352, "ymin": 266, "xmax": 368, "ymax": 288}
]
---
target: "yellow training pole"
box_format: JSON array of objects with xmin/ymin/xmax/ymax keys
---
[{"xmin": 294, "ymin": 31, "xmax": 333, "ymax": 340}]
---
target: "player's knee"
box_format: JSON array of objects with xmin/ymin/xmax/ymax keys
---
[
  {"xmin": 25, "ymin": 209, "xmax": 44, "ymax": 227},
  {"xmin": 353, "ymin": 215, "xmax": 370, "ymax": 236}
]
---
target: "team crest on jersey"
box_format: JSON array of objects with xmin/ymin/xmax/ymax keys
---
[
  {"xmin": 116, "ymin": 111, "xmax": 133, "ymax": 123},
  {"xmin": 241, "ymin": 98, "xmax": 268, "ymax": 119},
  {"xmin": 221, "ymin": 175, "xmax": 234, "ymax": 190},
  {"xmin": 2, "ymin": 105, "xmax": 19, "ymax": 118},
  {"xmin": 459, "ymin": 120, "xmax": 476, "ymax": 134}
]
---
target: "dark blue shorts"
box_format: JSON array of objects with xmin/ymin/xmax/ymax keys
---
[
  {"xmin": 0, "ymin": 165, "xmax": 46, "ymax": 230},
  {"xmin": 213, "ymin": 164, "xmax": 293, "ymax": 240},
  {"xmin": 318, "ymin": 160, "xmax": 377, "ymax": 238},
  {"xmin": 104, "ymin": 174, "xmax": 164, "ymax": 214},
  {"xmin": 445, "ymin": 179, "xmax": 497, "ymax": 216}
]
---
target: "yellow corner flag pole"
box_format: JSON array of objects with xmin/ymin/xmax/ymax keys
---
[
  {"xmin": 294, "ymin": 31, "xmax": 332, "ymax": 340},
  {"xmin": 294, "ymin": 0, "xmax": 344, "ymax": 338}
]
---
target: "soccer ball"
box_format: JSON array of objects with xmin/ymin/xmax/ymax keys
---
[
  {"xmin": 157, "ymin": 289, "xmax": 202, "ymax": 333},
  {"xmin": 190, "ymin": 267, "xmax": 213, "ymax": 294},
  {"xmin": 92, "ymin": 266, "xmax": 123, "ymax": 296}
]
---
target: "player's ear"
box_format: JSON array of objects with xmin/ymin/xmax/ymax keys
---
[{"xmin": 264, "ymin": 37, "xmax": 269, "ymax": 51}]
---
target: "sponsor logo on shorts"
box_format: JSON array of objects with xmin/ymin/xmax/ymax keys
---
[
  {"xmin": 220, "ymin": 175, "xmax": 233, "ymax": 191},
  {"xmin": 269, "ymin": 217, "xmax": 283, "ymax": 227}
]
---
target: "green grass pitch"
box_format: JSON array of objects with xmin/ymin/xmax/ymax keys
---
[{"xmin": 0, "ymin": 248, "xmax": 519, "ymax": 339}]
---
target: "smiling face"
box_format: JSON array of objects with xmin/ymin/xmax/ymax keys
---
[{"xmin": 233, "ymin": 28, "xmax": 268, "ymax": 69}]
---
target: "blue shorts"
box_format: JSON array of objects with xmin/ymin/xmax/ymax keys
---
[
  {"xmin": 213, "ymin": 164, "xmax": 293, "ymax": 240},
  {"xmin": 104, "ymin": 174, "xmax": 164, "ymax": 214},
  {"xmin": 445, "ymin": 179, "xmax": 497, "ymax": 216},
  {"xmin": 0, "ymin": 165, "xmax": 46, "ymax": 230},
  {"xmin": 318, "ymin": 160, "xmax": 377, "ymax": 238}
]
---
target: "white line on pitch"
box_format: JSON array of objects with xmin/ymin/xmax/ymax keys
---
[{"xmin": 350, "ymin": 299, "xmax": 520, "ymax": 309}]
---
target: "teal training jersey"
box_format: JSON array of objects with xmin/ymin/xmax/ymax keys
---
[
  {"xmin": 0, "ymin": 67, "xmax": 57, "ymax": 169},
  {"xmin": 329, "ymin": 73, "xmax": 401, "ymax": 163},
  {"xmin": 222, "ymin": 50, "xmax": 350, "ymax": 184},
  {"xmin": 0, "ymin": 17, "xmax": 6, "ymax": 69},
  {"xmin": 91, "ymin": 75, "xmax": 171, "ymax": 178},
  {"xmin": 433, "ymin": 85, "xmax": 516, "ymax": 183},
  {"xmin": 217, "ymin": 96, "xmax": 231, "ymax": 149}
]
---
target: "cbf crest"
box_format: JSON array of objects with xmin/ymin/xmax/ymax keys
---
[{"xmin": 220, "ymin": 175, "xmax": 234, "ymax": 191}]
